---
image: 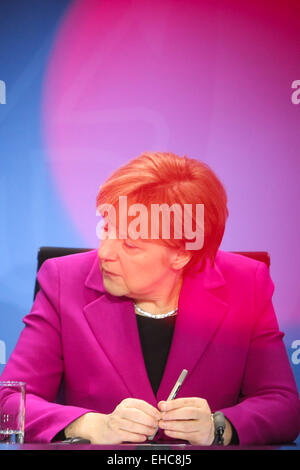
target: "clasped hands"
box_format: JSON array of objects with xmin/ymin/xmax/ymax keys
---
[
  {"xmin": 66, "ymin": 397, "xmax": 217, "ymax": 445},
  {"xmin": 157, "ymin": 397, "xmax": 215, "ymax": 445}
]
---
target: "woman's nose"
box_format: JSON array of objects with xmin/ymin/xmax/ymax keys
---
[{"xmin": 98, "ymin": 238, "xmax": 118, "ymax": 261}]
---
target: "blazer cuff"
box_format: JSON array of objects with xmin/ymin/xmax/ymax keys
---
[{"xmin": 227, "ymin": 418, "xmax": 239, "ymax": 445}]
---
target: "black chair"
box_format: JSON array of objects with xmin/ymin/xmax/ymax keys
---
[
  {"xmin": 33, "ymin": 246, "xmax": 93, "ymax": 299},
  {"xmin": 33, "ymin": 246, "xmax": 270, "ymax": 299}
]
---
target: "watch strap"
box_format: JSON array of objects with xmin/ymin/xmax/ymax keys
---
[{"xmin": 211, "ymin": 411, "xmax": 225, "ymax": 445}]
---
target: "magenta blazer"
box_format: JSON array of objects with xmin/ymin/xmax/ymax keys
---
[{"xmin": 1, "ymin": 249, "xmax": 299, "ymax": 444}]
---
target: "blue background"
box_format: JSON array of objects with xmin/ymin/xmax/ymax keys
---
[{"xmin": 0, "ymin": 0, "xmax": 84, "ymax": 365}]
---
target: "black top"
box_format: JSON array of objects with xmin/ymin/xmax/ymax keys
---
[
  {"xmin": 135, "ymin": 314, "xmax": 239, "ymax": 445},
  {"xmin": 135, "ymin": 313, "xmax": 177, "ymax": 396},
  {"xmin": 53, "ymin": 313, "xmax": 239, "ymax": 444}
]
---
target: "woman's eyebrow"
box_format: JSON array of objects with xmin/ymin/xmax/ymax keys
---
[{"xmin": 120, "ymin": 232, "xmax": 147, "ymax": 246}]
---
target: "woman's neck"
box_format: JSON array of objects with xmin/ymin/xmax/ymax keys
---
[{"xmin": 134, "ymin": 275, "xmax": 183, "ymax": 315}]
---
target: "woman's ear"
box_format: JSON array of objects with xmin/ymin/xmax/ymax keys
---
[{"xmin": 171, "ymin": 250, "xmax": 192, "ymax": 271}]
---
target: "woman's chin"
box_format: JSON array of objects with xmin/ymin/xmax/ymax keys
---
[{"xmin": 102, "ymin": 278, "xmax": 126, "ymax": 297}]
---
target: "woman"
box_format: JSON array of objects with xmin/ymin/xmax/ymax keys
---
[{"xmin": 1, "ymin": 152, "xmax": 299, "ymax": 445}]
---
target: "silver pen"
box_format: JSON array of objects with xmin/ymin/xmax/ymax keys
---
[{"xmin": 148, "ymin": 369, "xmax": 188, "ymax": 441}]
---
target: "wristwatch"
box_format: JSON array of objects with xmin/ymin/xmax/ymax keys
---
[{"xmin": 211, "ymin": 412, "xmax": 226, "ymax": 445}]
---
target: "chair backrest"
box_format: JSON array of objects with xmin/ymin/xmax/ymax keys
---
[
  {"xmin": 33, "ymin": 246, "xmax": 93, "ymax": 299},
  {"xmin": 231, "ymin": 251, "xmax": 270, "ymax": 267},
  {"xmin": 33, "ymin": 246, "xmax": 270, "ymax": 299}
]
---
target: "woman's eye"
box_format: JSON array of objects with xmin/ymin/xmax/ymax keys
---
[{"xmin": 124, "ymin": 241, "xmax": 137, "ymax": 249}]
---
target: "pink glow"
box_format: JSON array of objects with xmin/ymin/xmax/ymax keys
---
[{"xmin": 42, "ymin": 0, "xmax": 300, "ymax": 327}]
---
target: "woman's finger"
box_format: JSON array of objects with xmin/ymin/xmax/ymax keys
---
[
  {"xmin": 158, "ymin": 397, "xmax": 208, "ymax": 412},
  {"xmin": 118, "ymin": 417, "xmax": 157, "ymax": 436},
  {"xmin": 161, "ymin": 406, "xmax": 204, "ymax": 421},
  {"xmin": 122, "ymin": 398, "xmax": 161, "ymax": 420},
  {"xmin": 159, "ymin": 418, "xmax": 202, "ymax": 433},
  {"xmin": 117, "ymin": 428, "xmax": 148, "ymax": 443},
  {"xmin": 121, "ymin": 406, "xmax": 159, "ymax": 428}
]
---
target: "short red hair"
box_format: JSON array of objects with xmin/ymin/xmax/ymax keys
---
[{"xmin": 96, "ymin": 151, "xmax": 229, "ymax": 275}]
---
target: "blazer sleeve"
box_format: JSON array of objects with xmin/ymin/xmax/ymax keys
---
[
  {"xmin": 0, "ymin": 258, "xmax": 98, "ymax": 443},
  {"xmin": 219, "ymin": 262, "xmax": 300, "ymax": 445}
]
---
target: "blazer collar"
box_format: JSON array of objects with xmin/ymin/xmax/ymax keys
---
[
  {"xmin": 84, "ymin": 251, "xmax": 105, "ymax": 293},
  {"xmin": 84, "ymin": 249, "xmax": 226, "ymax": 293},
  {"xmin": 83, "ymin": 250, "xmax": 228, "ymax": 406}
]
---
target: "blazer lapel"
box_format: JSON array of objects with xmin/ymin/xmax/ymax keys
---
[
  {"xmin": 83, "ymin": 251, "xmax": 229, "ymax": 406},
  {"xmin": 156, "ymin": 256, "xmax": 229, "ymax": 402},
  {"xmin": 83, "ymin": 253, "xmax": 157, "ymax": 406}
]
